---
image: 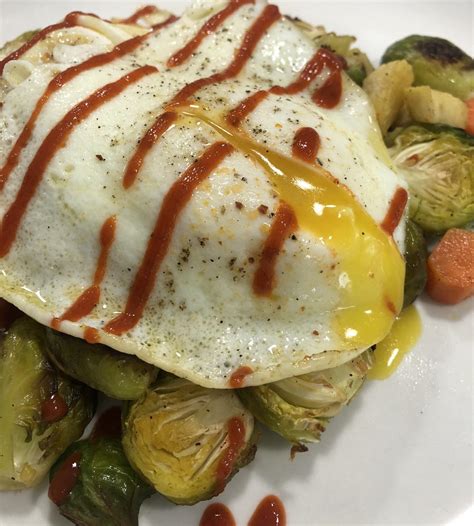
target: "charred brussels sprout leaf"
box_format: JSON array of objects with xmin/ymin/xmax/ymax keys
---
[
  {"xmin": 403, "ymin": 220, "xmax": 428, "ymax": 307},
  {"xmin": 122, "ymin": 375, "xmax": 258, "ymax": 505},
  {"xmin": 45, "ymin": 329, "xmax": 158, "ymax": 400},
  {"xmin": 49, "ymin": 438, "xmax": 153, "ymax": 526},
  {"xmin": 238, "ymin": 352, "xmax": 372, "ymax": 445},
  {"xmin": 382, "ymin": 35, "xmax": 474, "ymax": 100},
  {"xmin": 387, "ymin": 124, "xmax": 474, "ymax": 232},
  {"xmin": 0, "ymin": 318, "xmax": 95, "ymax": 490}
]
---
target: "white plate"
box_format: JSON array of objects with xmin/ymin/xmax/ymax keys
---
[{"xmin": 0, "ymin": 1, "xmax": 473, "ymax": 524}]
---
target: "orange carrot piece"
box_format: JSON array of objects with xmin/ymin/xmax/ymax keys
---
[
  {"xmin": 427, "ymin": 228, "xmax": 474, "ymax": 305},
  {"xmin": 466, "ymin": 99, "xmax": 474, "ymax": 136}
]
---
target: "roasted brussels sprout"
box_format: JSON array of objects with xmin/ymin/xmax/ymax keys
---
[
  {"xmin": 49, "ymin": 438, "xmax": 153, "ymax": 526},
  {"xmin": 313, "ymin": 33, "xmax": 374, "ymax": 85},
  {"xmin": 403, "ymin": 220, "xmax": 428, "ymax": 307},
  {"xmin": 382, "ymin": 35, "xmax": 474, "ymax": 101},
  {"xmin": 0, "ymin": 318, "xmax": 95, "ymax": 490},
  {"xmin": 292, "ymin": 19, "xmax": 373, "ymax": 85},
  {"xmin": 238, "ymin": 352, "xmax": 372, "ymax": 445},
  {"xmin": 45, "ymin": 329, "xmax": 158, "ymax": 400},
  {"xmin": 387, "ymin": 123, "xmax": 474, "ymax": 232},
  {"xmin": 122, "ymin": 375, "xmax": 258, "ymax": 504}
]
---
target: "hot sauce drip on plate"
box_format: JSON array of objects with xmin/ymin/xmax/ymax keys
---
[
  {"xmin": 253, "ymin": 202, "xmax": 298, "ymax": 296},
  {"xmin": 168, "ymin": 0, "xmax": 254, "ymax": 67},
  {"xmin": 200, "ymin": 503, "xmax": 236, "ymax": 526},
  {"xmin": 248, "ymin": 495, "xmax": 286, "ymax": 526},
  {"xmin": 51, "ymin": 216, "xmax": 117, "ymax": 330},
  {"xmin": 215, "ymin": 417, "xmax": 246, "ymax": 494},
  {"xmin": 105, "ymin": 142, "xmax": 234, "ymax": 335},
  {"xmin": 41, "ymin": 393, "xmax": 68, "ymax": 423},
  {"xmin": 0, "ymin": 66, "xmax": 155, "ymax": 258},
  {"xmin": 292, "ymin": 127, "xmax": 320, "ymax": 163},
  {"xmin": 48, "ymin": 451, "xmax": 81, "ymax": 506},
  {"xmin": 381, "ymin": 187, "xmax": 408, "ymax": 236}
]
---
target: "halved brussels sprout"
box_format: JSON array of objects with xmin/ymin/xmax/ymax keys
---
[
  {"xmin": 49, "ymin": 438, "xmax": 153, "ymax": 526},
  {"xmin": 403, "ymin": 220, "xmax": 428, "ymax": 308},
  {"xmin": 238, "ymin": 352, "xmax": 372, "ymax": 445},
  {"xmin": 382, "ymin": 35, "xmax": 474, "ymax": 101},
  {"xmin": 122, "ymin": 375, "xmax": 258, "ymax": 505},
  {"xmin": 45, "ymin": 329, "xmax": 158, "ymax": 400},
  {"xmin": 0, "ymin": 318, "xmax": 95, "ymax": 490},
  {"xmin": 387, "ymin": 123, "xmax": 474, "ymax": 232}
]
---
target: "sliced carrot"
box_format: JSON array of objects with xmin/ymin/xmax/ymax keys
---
[
  {"xmin": 426, "ymin": 229, "xmax": 474, "ymax": 305},
  {"xmin": 466, "ymin": 99, "xmax": 474, "ymax": 136}
]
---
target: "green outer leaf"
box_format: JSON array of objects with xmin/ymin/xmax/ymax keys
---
[
  {"xmin": 45, "ymin": 329, "xmax": 158, "ymax": 400},
  {"xmin": 381, "ymin": 35, "xmax": 474, "ymax": 100},
  {"xmin": 403, "ymin": 220, "xmax": 428, "ymax": 307},
  {"xmin": 50, "ymin": 438, "xmax": 154, "ymax": 526}
]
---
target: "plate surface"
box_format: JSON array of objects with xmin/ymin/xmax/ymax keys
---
[{"xmin": 0, "ymin": 1, "xmax": 473, "ymax": 525}]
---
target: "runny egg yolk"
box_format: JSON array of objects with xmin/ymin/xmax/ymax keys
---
[
  {"xmin": 368, "ymin": 305, "xmax": 422, "ymax": 380},
  {"xmin": 180, "ymin": 107, "xmax": 405, "ymax": 350}
]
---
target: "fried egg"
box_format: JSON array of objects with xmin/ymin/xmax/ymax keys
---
[{"xmin": 0, "ymin": 0, "xmax": 407, "ymax": 388}]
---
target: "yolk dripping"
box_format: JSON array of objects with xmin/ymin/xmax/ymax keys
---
[{"xmin": 179, "ymin": 107, "xmax": 405, "ymax": 350}]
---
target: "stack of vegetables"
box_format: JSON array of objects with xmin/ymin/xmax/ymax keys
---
[{"xmin": 0, "ymin": 22, "xmax": 472, "ymax": 526}]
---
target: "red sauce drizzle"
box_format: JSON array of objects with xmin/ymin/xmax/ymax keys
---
[
  {"xmin": 253, "ymin": 202, "xmax": 297, "ymax": 296},
  {"xmin": 226, "ymin": 47, "xmax": 345, "ymax": 127},
  {"xmin": 168, "ymin": 0, "xmax": 254, "ymax": 67},
  {"xmin": 122, "ymin": 5, "xmax": 278, "ymax": 190},
  {"xmin": 226, "ymin": 90, "xmax": 268, "ymax": 127},
  {"xmin": 200, "ymin": 503, "xmax": 236, "ymax": 526},
  {"xmin": 123, "ymin": 112, "xmax": 177, "ymax": 188},
  {"xmin": 380, "ymin": 187, "xmax": 408, "ymax": 236},
  {"xmin": 229, "ymin": 366, "xmax": 253, "ymax": 388},
  {"xmin": 51, "ymin": 216, "xmax": 117, "ymax": 329},
  {"xmin": 0, "ymin": 30, "xmax": 161, "ymax": 191},
  {"xmin": 0, "ymin": 298, "xmax": 22, "ymax": 331},
  {"xmin": 90, "ymin": 406, "xmax": 122, "ymax": 441},
  {"xmin": 48, "ymin": 451, "xmax": 81, "ymax": 506},
  {"xmin": 292, "ymin": 127, "xmax": 320, "ymax": 163},
  {"xmin": 84, "ymin": 327, "xmax": 100, "ymax": 344},
  {"xmin": 248, "ymin": 495, "xmax": 286, "ymax": 526},
  {"xmin": 312, "ymin": 69, "xmax": 343, "ymax": 109},
  {"xmin": 121, "ymin": 5, "xmax": 158, "ymax": 24},
  {"xmin": 152, "ymin": 15, "xmax": 179, "ymax": 30},
  {"xmin": 0, "ymin": 21, "xmax": 71, "ymax": 75},
  {"xmin": 215, "ymin": 417, "xmax": 246, "ymax": 495},
  {"xmin": 105, "ymin": 142, "xmax": 234, "ymax": 335},
  {"xmin": 169, "ymin": 5, "xmax": 281, "ymax": 107},
  {"xmin": 41, "ymin": 392, "xmax": 68, "ymax": 423},
  {"xmin": 0, "ymin": 66, "xmax": 155, "ymax": 258}
]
